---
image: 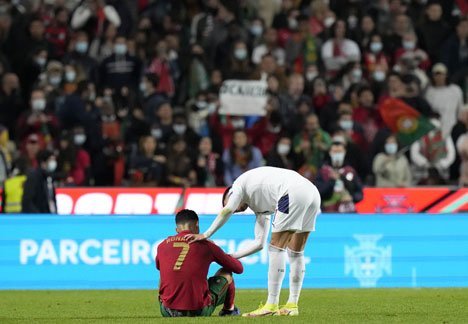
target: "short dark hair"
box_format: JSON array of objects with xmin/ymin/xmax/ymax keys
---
[
  {"xmin": 222, "ymin": 186, "xmax": 232, "ymax": 207},
  {"xmin": 36, "ymin": 150, "xmax": 54, "ymax": 164},
  {"xmin": 175, "ymin": 209, "xmax": 199, "ymax": 225}
]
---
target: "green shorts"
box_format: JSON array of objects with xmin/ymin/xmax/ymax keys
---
[{"xmin": 159, "ymin": 275, "xmax": 229, "ymax": 317}]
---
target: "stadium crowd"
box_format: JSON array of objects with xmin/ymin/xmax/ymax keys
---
[{"xmin": 0, "ymin": 0, "xmax": 467, "ymax": 212}]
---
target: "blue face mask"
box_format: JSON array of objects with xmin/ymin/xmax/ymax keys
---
[
  {"xmin": 75, "ymin": 41, "xmax": 88, "ymax": 53},
  {"xmin": 370, "ymin": 42, "xmax": 383, "ymax": 53}
]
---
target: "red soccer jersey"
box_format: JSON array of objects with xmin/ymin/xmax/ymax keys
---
[{"xmin": 156, "ymin": 230, "xmax": 243, "ymax": 311}]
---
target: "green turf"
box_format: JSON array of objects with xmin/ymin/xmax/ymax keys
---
[{"xmin": 0, "ymin": 288, "xmax": 467, "ymax": 323}]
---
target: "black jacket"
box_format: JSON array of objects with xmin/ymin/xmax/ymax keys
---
[{"xmin": 21, "ymin": 168, "xmax": 56, "ymax": 214}]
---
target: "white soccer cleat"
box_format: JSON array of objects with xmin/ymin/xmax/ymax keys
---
[
  {"xmin": 276, "ymin": 303, "xmax": 299, "ymax": 316},
  {"xmin": 242, "ymin": 302, "xmax": 278, "ymax": 317}
]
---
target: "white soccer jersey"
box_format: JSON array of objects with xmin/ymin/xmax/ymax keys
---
[{"xmin": 225, "ymin": 166, "xmax": 313, "ymax": 215}]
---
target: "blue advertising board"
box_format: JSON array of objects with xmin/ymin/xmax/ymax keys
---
[{"xmin": 0, "ymin": 214, "xmax": 467, "ymax": 289}]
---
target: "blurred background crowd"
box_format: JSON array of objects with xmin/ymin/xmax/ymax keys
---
[{"xmin": 0, "ymin": 0, "xmax": 467, "ymax": 212}]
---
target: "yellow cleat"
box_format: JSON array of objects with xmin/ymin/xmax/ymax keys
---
[
  {"xmin": 242, "ymin": 302, "xmax": 278, "ymax": 317},
  {"xmin": 276, "ymin": 303, "xmax": 299, "ymax": 316}
]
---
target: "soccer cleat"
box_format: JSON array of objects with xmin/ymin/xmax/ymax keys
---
[
  {"xmin": 242, "ymin": 302, "xmax": 278, "ymax": 317},
  {"xmin": 219, "ymin": 306, "xmax": 240, "ymax": 316},
  {"xmin": 276, "ymin": 303, "xmax": 299, "ymax": 316}
]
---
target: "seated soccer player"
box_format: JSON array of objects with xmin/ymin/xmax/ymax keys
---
[{"xmin": 156, "ymin": 209, "xmax": 243, "ymax": 317}]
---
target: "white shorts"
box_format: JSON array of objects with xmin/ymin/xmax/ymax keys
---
[{"xmin": 271, "ymin": 183, "xmax": 321, "ymax": 233}]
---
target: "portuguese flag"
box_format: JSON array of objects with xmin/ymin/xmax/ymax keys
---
[{"xmin": 379, "ymin": 97, "xmax": 435, "ymax": 147}]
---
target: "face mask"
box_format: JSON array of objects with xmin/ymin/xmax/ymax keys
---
[
  {"xmin": 347, "ymin": 15, "xmax": 358, "ymax": 29},
  {"xmin": 351, "ymin": 69, "xmax": 362, "ymax": 82},
  {"xmin": 330, "ymin": 152, "xmax": 345, "ymax": 167},
  {"xmin": 114, "ymin": 44, "xmax": 127, "ymax": 55},
  {"xmin": 74, "ymin": 134, "xmax": 87, "ymax": 145},
  {"xmin": 32, "ymin": 98, "xmax": 46, "ymax": 111},
  {"xmin": 250, "ymin": 25, "xmax": 263, "ymax": 37},
  {"xmin": 139, "ymin": 82, "xmax": 146, "ymax": 93},
  {"xmin": 151, "ymin": 128, "xmax": 162, "ymax": 139},
  {"xmin": 288, "ymin": 18, "xmax": 298, "ymax": 30},
  {"xmin": 173, "ymin": 124, "xmax": 187, "ymax": 135},
  {"xmin": 277, "ymin": 143, "xmax": 290, "ymax": 155},
  {"xmin": 65, "ymin": 71, "xmax": 76, "ymax": 82},
  {"xmin": 232, "ymin": 119, "xmax": 245, "ymax": 129},
  {"xmin": 46, "ymin": 159, "xmax": 57, "ymax": 173},
  {"xmin": 324, "ymin": 16, "xmax": 335, "ymax": 28},
  {"xmin": 234, "ymin": 48, "xmax": 247, "ymax": 60},
  {"xmin": 370, "ymin": 42, "xmax": 383, "ymax": 53},
  {"xmin": 35, "ymin": 57, "xmax": 46, "ymax": 67},
  {"xmin": 306, "ymin": 71, "xmax": 318, "ymax": 81},
  {"xmin": 75, "ymin": 41, "xmax": 88, "ymax": 53},
  {"xmin": 332, "ymin": 135, "xmax": 346, "ymax": 144},
  {"xmin": 88, "ymin": 93, "xmax": 96, "ymax": 101},
  {"xmin": 49, "ymin": 75, "xmax": 62, "ymax": 86},
  {"xmin": 339, "ymin": 120, "xmax": 353, "ymax": 131},
  {"xmin": 373, "ymin": 70, "xmax": 386, "ymax": 82},
  {"xmin": 403, "ymin": 40, "xmax": 415, "ymax": 50},
  {"xmin": 385, "ymin": 142, "xmax": 398, "ymax": 155}
]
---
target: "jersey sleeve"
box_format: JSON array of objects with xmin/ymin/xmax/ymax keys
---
[
  {"xmin": 208, "ymin": 241, "xmax": 244, "ymax": 274},
  {"xmin": 224, "ymin": 184, "xmax": 243, "ymax": 212}
]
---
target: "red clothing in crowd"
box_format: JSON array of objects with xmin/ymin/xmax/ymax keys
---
[
  {"xmin": 156, "ymin": 230, "xmax": 243, "ymax": 311},
  {"xmin": 248, "ymin": 117, "xmax": 281, "ymax": 156}
]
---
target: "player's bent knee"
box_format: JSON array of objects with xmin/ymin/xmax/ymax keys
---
[
  {"xmin": 270, "ymin": 230, "xmax": 295, "ymax": 249},
  {"xmin": 215, "ymin": 268, "xmax": 233, "ymax": 284}
]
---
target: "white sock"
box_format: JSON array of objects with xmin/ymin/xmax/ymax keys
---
[
  {"xmin": 287, "ymin": 249, "xmax": 305, "ymax": 305},
  {"xmin": 266, "ymin": 244, "xmax": 286, "ymax": 305}
]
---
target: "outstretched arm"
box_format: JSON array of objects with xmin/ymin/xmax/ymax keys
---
[{"xmin": 231, "ymin": 214, "xmax": 271, "ymax": 259}]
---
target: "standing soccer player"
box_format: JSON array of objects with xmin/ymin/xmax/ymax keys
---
[
  {"xmin": 156, "ymin": 209, "xmax": 243, "ymax": 317},
  {"xmin": 186, "ymin": 166, "xmax": 321, "ymax": 316}
]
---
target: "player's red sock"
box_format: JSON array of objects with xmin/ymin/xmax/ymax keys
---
[{"xmin": 223, "ymin": 281, "xmax": 236, "ymax": 310}]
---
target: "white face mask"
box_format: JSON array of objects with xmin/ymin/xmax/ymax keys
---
[
  {"xmin": 332, "ymin": 135, "xmax": 346, "ymax": 144},
  {"xmin": 234, "ymin": 48, "xmax": 247, "ymax": 60},
  {"xmin": 373, "ymin": 70, "xmax": 386, "ymax": 82},
  {"xmin": 46, "ymin": 159, "xmax": 57, "ymax": 173},
  {"xmin": 339, "ymin": 120, "xmax": 353, "ymax": 131},
  {"xmin": 403, "ymin": 40, "xmax": 415, "ymax": 50},
  {"xmin": 75, "ymin": 41, "xmax": 88, "ymax": 53},
  {"xmin": 65, "ymin": 71, "xmax": 76, "ymax": 82},
  {"xmin": 151, "ymin": 128, "xmax": 162, "ymax": 139},
  {"xmin": 324, "ymin": 16, "xmax": 335, "ymax": 28},
  {"xmin": 139, "ymin": 82, "xmax": 146, "ymax": 93},
  {"xmin": 74, "ymin": 134, "xmax": 87, "ymax": 145},
  {"xmin": 173, "ymin": 124, "xmax": 187, "ymax": 135},
  {"xmin": 114, "ymin": 44, "xmax": 127, "ymax": 55},
  {"xmin": 32, "ymin": 98, "xmax": 46, "ymax": 111},
  {"xmin": 351, "ymin": 69, "xmax": 362, "ymax": 82},
  {"xmin": 288, "ymin": 18, "xmax": 298, "ymax": 30},
  {"xmin": 35, "ymin": 57, "xmax": 46, "ymax": 67},
  {"xmin": 49, "ymin": 75, "xmax": 62, "ymax": 86},
  {"xmin": 370, "ymin": 42, "xmax": 383, "ymax": 53},
  {"xmin": 385, "ymin": 142, "xmax": 398, "ymax": 155},
  {"xmin": 277, "ymin": 143, "xmax": 290, "ymax": 155},
  {"xmin": 330, "ymin": 152, "xmax": 345, "ymax": 167},
  {"xmin": 306, "ymin": 71, "xmax": 318, "ymax": 81},
  {"xmin": 250, "ymin": 25, "xmax": 263, "ymax": 36}
]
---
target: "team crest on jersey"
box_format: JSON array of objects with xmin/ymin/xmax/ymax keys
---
[{"xmin": 344, "ymin": 235, "xmax": 391, "ymax": 287}]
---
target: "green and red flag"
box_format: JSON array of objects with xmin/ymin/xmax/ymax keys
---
[{"xmin": 379, "ymin": 97, "xmax": 435, "ymax": 147}]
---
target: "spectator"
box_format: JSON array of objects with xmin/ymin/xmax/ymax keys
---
[
  {"xmin": 128, "ymin": 135, "xmax": 165, "ymax": 187},
  {"xmin": 394, "ymin": 31, "xmax": 431, "ymax": 71},
  {"xmin": 248, "ymin": 109, "xmax": 284, "ymax": 157},
  {"xmin": 224, "ymin": 40, "xmax": 251, "ymax": 80},
  {"xmin": 417, "ymin": 2, "xmax": 451, "ymax": 62},
  {"xmin": 56, "ymin": 131, "xmax": 90, "ymax": 186},
  {"xmin": 195, "ymin": 136, "xmax": 224, "ymax": 187},
  {"xmin": 70, "ymin": 0, "xmax": 121, "ymax": 36},
  {"xmin": 336, "ymin": 110, "xmax": 366, "ymax": 151},
  {"xmin": 321, "ymin": 19, "xmax": 361, "ymax": 77},
  {"xmin": 400, "ymin": 74, "xmax": 434, "ymax": 116},
  {"xmin": 315, "ymin": 141, "xmax": 363, "ymax": 212},
  {"xmin": 266, "ymin": 135, "xmax": 300, "ymax": 170},
  {"xmin": 21, "ymin": 149, "xmax": 57, "ymax": 213},
  {"xmin": 425, "ymin": 63, "xmax": 464, "ymax": 138},
  {"xmin": 169, "ymin": 113, "xmax": 200, "ymax": 150},
  {"xmin": 99, "ymin": 35, "xmax": 142, "ymax": 91},
  {"xmin": 441, "ymin": 18, "xmax": 468, "ymax": 82},
  {"xmin": 147, "ymin": 39, "xmax": 177, "ymax": 98},
  {"xmin": 45, "ymin": 6, "xmax": 70, "ymax": 60},
  {"xmin": 16, "ymin": 88, "xmax": 59, "ymax": 144},
  {"xmin": 293, "ymin": 113, "xmax": 331, "ymax": 180},
  {"xmin": 383, "ymin": 14, "xmax": 413, "ymax": 56},
  {"xmin": 222, "ymin": 129, "xmax": 262, "ymax": 186},
  {"xmin": 354, "ymin": 15, "xmax": 377, "ymax": 50},
  {"xmin": 89, "ymin": 23, "xmax": 118, "ymax": 63},
  {"xmin": 279, "ymin": 73, "xmax": 309, "ymax": 131},
  {"xmin": 0, "ymin": 73, "xmax": 24, "ymax": 138},
  {"xmin": 186, "ymin": 44, "xmax": 210, "ymax": 100},
  {"xmin": 252, "ymin": 28, "xmax": 286, "ymax": 66},
  {"xmin": 63, "ymin": 31, "xmax": 99, "ymax": 82},
  {"xmin": 140, "ymin": 73, "xmax": 166, "ymax": 123},
  {"xmin": 166, "ymin": 136, "xmax": 197, "ymax": 187},
  {"xmin": 363, "ymin": 34, "xmax": 390, "ymax": 77},
  {"xmin": 2, "ymin": 157, "xmax": 27, "ymax": 213},
  {"xmin": 456, "ymin": 131, "xmax": 468, "ymax": 186},
  {"xmin": 372, "ymin": 134, "xmax": 412, "ymax": 187},
  {"xmin": 451, "ymin": 108, "xmax": 468, "ymax": 181},
  {"xmin": 352, "ymin": 86, "xmax": 383, "ymax": 147},
  {"xmin": 410, "ymin": 116, "xmax": 456, "ymax": 184}
]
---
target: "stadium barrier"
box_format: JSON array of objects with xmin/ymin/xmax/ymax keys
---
[{"xmin": 0, "ymin": 214, "xmax": 467, "ymax": 289}]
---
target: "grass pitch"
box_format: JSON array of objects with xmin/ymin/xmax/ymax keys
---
[{"xmin": 0, "ymin": 288, "xmax": 467, "ymax": 323}]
